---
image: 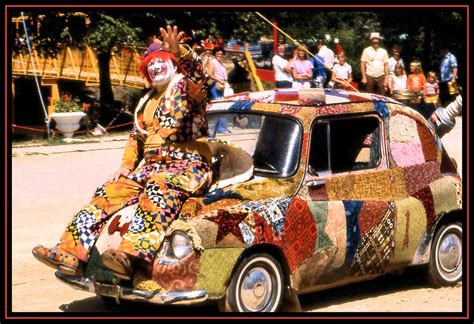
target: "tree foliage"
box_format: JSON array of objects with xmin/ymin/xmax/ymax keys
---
[{"xmin": 12, "ymin": 8, "xmax": 466, "ymax": 122}]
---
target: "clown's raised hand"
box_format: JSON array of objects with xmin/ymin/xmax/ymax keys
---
[{"xmin": 160, "ymin": 25, "xmax": 184, "ymax": 57}]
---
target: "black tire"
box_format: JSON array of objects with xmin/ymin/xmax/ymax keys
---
[
  {"xmin": 99, "ymin": 296, "xmax": 118, "ymax": 305},
  {"xmin": 223, "ymin": 253, "xmax": 284, "ymax": 312},
  {"xmin": 427, "ymin": 222, "xmax": 462, "ymax": 287}
]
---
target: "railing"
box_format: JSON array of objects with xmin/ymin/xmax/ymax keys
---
[
  {"xmin": 12, "ymin": 46, "xmax": 264, "ymax": 92},
  {"xmin": 12, "ymin": 46, "xmax": 146, "ymax": 88}
]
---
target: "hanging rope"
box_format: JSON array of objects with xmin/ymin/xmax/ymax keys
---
[
  {"xmin": 255, "ymin": 12, "xmax": 359, "ymax": 93},
  {"xmin": 20, "ymin": 12, "xmax": 52, "ymax": 139}
]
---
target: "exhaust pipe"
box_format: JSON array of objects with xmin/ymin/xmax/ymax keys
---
[{"xmin": 428, "ymin": 95, "xmax": 462, "ymax": 138}]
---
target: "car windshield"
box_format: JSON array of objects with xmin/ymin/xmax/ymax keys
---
[{"xmin": 208, "ymin": 112, "xmax": 302, "ymax": 178}]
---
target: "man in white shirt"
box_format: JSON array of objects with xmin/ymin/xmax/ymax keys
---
[
  {"xmin": 272, "ymin": 43, "xmax": 293, "ymax": 88},
  {"xmin": 360, "ymin": 32, "xmax": 389, "ymax": 95},
  {"xmin": 316, "ymin": 39, "xmax": 335, "ymax": 69}
]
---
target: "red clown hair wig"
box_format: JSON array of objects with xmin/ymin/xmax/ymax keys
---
[{"xmin": 139, "ymin": 50, "xmax": 185, "ymax": 85}]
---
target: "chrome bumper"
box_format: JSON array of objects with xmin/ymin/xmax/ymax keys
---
[{"xmin": 55, "ymin": 271, "xmax": 208, "ymax": 305}]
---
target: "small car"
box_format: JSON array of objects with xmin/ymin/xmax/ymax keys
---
[{"xmin": 56, "ymin": 88, "xmax": 463, "ymax": 312}]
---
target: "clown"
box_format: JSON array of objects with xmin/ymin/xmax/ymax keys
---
[{"xmin": 32, "ymin": 26, "xmax": 212, "ymax": 280}]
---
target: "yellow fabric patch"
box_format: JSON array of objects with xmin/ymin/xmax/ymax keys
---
[
  {"xmin": 326, "ymin": 174, "xmax": 355, "ymax": 200},
  {"xmin": 194, "ymin": 248, "xmax": 244, "ymax": 298},
  {"xmin": 192, "ymin": 219, "xmax": 219, "ymax": 249},
  {"xmin": 429, "ymin": 177, "xmax": 458, "ymax": 216},
  {"xmin": 392, "ymin": 197, "xmax": 427, "ymax": 265},
  {"xmin": 251, "ymin": 102, "xmax": 281, "ymax": 112},
  {"xmin": 134, "ymin": 267, "xmax": 165, "ymax": 292},
  {"xmin": 327, "ymin": 168, "xmax": 406, "ymax": 201},
  {"xmin": 455, "ymin": 182, "xmax": 462, "ymax": 209},
  {"xmin": 294, "ymin": 108, "xmax": 316, "ymax": 128},
  {"xmin": 233, "ymin": 167, "xmax": 304, "ymax": 200},
  {"xmin": 104, "ymin": 179, "xmax": 141, "ymax": 207},
  {"xmin": 348, "ymin": 102, "xmax": 375, "ymax": 113},
  {"xmin": 352, "ymin": 168, "xmax": 407, "ymax": 201}
]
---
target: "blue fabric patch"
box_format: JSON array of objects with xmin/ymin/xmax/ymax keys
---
[
  {"xmin": 373, "ymin": 100, "xmax": 390, "ymax": 117},
  {"xmin": 228, "ymin": 101, "xmax": 255, "ymax": 111},
  {"xmin": 343, "ymin": 200, "xmax": 363, "ymax": 265},
  {"xmin": 324, "ymin": 88, "xmax": 349, "ymax": 98},
  {"xmin": 202, "ymin": 188, "xmax": 243, "ymax": 205}
]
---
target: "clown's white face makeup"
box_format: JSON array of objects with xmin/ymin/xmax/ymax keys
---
[{"xmin": 147, "ymin": 58, "xmax": 177, "ymax": 88}]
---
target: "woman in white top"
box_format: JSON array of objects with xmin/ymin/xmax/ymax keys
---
[
  {"xmin": 207, "ymin": 47, "xmax": 229, "ymax": 99},
  {"xmin": 207, "ymin": 47, "xmax": 231, "ymax": 133}
]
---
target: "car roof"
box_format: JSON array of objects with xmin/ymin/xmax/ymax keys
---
[
  {"xmin": 209, "ymin": 88, "xmax": 435, "ymax": 119},
  {"xmin": 207, "ymin": 88, "xmax": 440, "ymax": 142},
  {"xmin": 208, "ymin": 88, "xmax": 401, "ymax": 112}
]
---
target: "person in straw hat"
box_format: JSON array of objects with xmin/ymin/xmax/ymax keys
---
[{"xmin": 360, "ymin": 32, "xmax": 389, "ymax": 95}]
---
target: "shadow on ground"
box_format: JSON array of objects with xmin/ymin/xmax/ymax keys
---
[
  {"xmin": 55, "ymin": 266, "xmax": 453, "ymax": 315},
  {"xmin": 299, "ymin": 266, "xmax": 436, "ymax": 311},
  {"xmin": 59, "ymin": 296, "xmax": 219, "ymax": 315}
]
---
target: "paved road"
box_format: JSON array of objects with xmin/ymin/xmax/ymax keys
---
[{"xmin": 10, "ymin": 116, "xmax": 463, "ymax": 314}]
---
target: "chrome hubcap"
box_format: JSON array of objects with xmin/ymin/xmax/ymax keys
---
[
  {"xmin": 438, "ymin": 233, "xmax": 462, "ymax": 274},
  {"xmin": 240, "ymin": 267, "xmax": 272, "ymax": 311}
]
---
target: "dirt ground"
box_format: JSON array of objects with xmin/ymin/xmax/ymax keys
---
[{"xmin": 9, "ymin": 117, "xmax": 464, "ymax": 315}]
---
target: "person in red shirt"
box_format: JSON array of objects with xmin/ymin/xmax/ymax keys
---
[{"xmin": 407, "ymin": 60, "xmax": 426, "ymax": 104}]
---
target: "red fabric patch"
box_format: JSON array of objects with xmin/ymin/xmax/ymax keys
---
[
  {"xmin": 308, "ymin": 185, "xmax": 329, "ymax": 201},
  {"xmin": 357, "ymin": 201, "xmax": 389, "ymax": 237},
  {"xmin": 283, "ymin": 198, "xmax": 318, "ymax": 272},
  {"xmin": 347, "ymin": 93, "xmax": 370, "ymax": 102},
  {"xmin": 315, "ymin": 104, "xmax": 350, "ymax": 116},
  {"xmin": 404, "ymin": 161, "xmax": 441, "ymax": 195},
  {"xmin": 107, "ymin": 215, "xmax": 131, "ymax": 237},
  {"xmin": 275, "ymin": 93, "xmax": 299, "ymax": 101},
  {"xmin": 301, "ymin": 132, "xmax": 310, "ymax": 160},
  {"xmin": 205, "ymin": 209, "xmax": 248, "ymax": 244},
  {"xmin": 417, "ymin": 121, "xmax": 438, "ymax": 162},
  {"xmin": 412, "ymin": 187, "xmax": 436, "ymax": 227},
  {"xmin": 253, "ymin": 214, "xmax": 283, "ymax": 247},
  {"xmin": 152, "ymin": 251, "xmax": 200, "ymax": 292},
  {"xmin": 280, "ymin": 105, "xmax": 303, "ymax": 115}
]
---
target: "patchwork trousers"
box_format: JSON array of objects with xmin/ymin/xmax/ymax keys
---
[{"xmin": 59, "ymin": 156, "xmax": 211, "ymax": 263}]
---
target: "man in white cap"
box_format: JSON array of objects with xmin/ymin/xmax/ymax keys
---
[{"xmin": 360, "ymin": 32, "xmax": 389, "ymax": 95}]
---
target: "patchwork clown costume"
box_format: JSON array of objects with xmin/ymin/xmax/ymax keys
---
[{"xmin": 35, "ymin": 43, "xmax": 213, "ymax": 272}]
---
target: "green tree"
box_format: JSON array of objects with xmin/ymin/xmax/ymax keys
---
[{"xmin": 13, "ymin": 10, "xmax": 142, "ymax": 122}]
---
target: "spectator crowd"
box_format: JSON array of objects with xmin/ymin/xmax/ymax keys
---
[
  {"xmin": 191, "ymin": 31, "xmax": 460, "ymax": 120},
  {"xmin": 269, "ymin": 31, "xmax": 460, "ymax": 118}
]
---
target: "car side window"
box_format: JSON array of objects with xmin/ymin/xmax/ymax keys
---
[{"xmin": 309, "ymin": 115, "xmax": 381, "ymax": 175}]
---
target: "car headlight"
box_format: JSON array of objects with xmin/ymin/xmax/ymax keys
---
[{"xmin": 171, "ymin": 231, "xmax": 193, "ymax": 260}]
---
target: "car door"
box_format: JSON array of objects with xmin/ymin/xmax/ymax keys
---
[{"xmin": 292, "ymin": 112, "xmax": 397, "ymax": 291}]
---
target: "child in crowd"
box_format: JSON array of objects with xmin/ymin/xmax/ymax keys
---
[
  {"xmin": 389, "ymin": 63, "xmax": 407, "ymax": 95},
  {"xmin": 423, "ymin": 71, "xmax": 440, "ymax": 106},
  {"xmin": 407, "ymin": 60, "xmax": 426, "ymax": 104},
  {"xmin": 331, "ymin": 53, "xmax": 352, "ymax": 90},
  {"xmin": 422, "ymin": 71, "xmax": 440, "ymax": 119}
]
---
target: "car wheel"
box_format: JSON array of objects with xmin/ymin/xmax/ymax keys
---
[
  {"xmin": 224, "ymin": 253, "xmax": 284, "ymax": 312},
  {"xmin": 99, "ymin": 296, "xmax": 118, "ymax": 305},
  {"xmin": 428, "ymin": 222, "xmax": 462, "ymax": 287}
]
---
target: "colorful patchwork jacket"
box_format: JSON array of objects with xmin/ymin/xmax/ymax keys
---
[{"xmin": 121, "ymin": 45, "xmax": 209, "ymax": 171}]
